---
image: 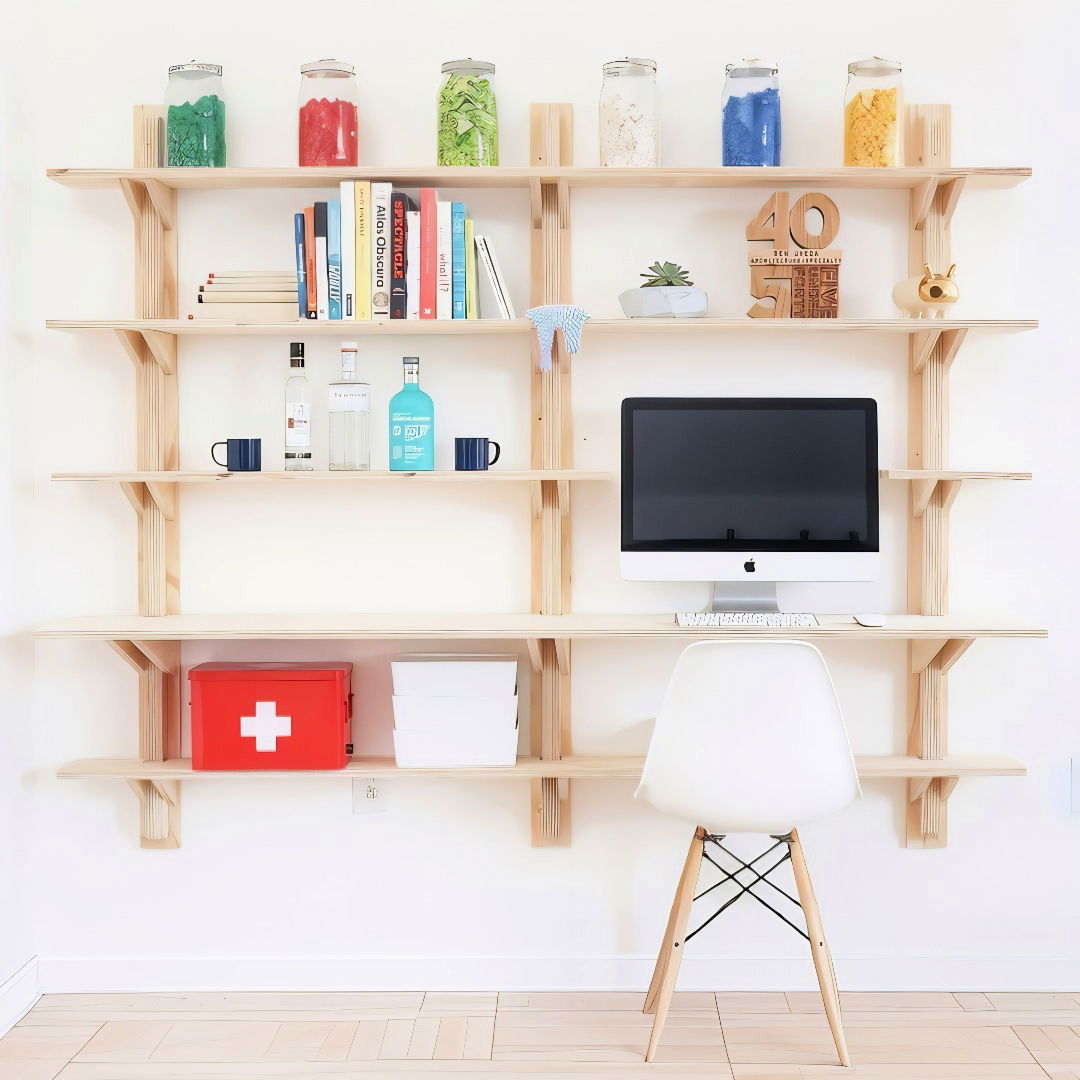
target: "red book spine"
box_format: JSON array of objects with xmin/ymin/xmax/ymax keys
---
[
  {"xmin": 419, "ymin": 188, "xmax": 437, "ymax": 319},
  {"xmin": 389, "ymin": 193, "xmax": 409, "ymax": 320},
  {"xmin": 303, "ymin": 207, "xmax": 317, "ymax": 316}
]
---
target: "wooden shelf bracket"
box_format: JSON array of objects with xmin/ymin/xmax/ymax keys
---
[
  {"xmin": 906, "ymin": 634, "xmax": 975, "ymax": 848},
  {"xmin": 529, "ymin": 102, "xmax": 574, "ymax": 847}
]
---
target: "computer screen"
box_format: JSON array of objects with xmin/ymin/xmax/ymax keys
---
[{"xmin": 622, "ymin": 398, "xmax": 879, "ymax": 554}]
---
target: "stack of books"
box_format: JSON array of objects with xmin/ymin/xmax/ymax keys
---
[
  {"xmin": 190, "ymin": 272, "xmax": 299, "ymax": 322},
  {"xmin": 294, "ymin": 183, "xmax": 514, "ymax": 322}
]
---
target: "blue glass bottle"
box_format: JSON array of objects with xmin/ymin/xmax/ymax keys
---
[
  {"xmin": 722, "ymin": 59, "xmax": 781, "ymax": 167},
  {"xmin": 388, "ymin": 356, "xmax": 435, "ymax": 471}
]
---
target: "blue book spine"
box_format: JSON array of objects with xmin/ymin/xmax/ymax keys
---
[
  {"xmin": 451, "ymin": 202, "xmax": 466, "ymax": 319},
  {"xmin": 327, "ymin": 199, "xmax": 342, "ymax": 320},
  {"xmin": 293, "ymin": 213, "xmax": 308, "ymax": 318}
]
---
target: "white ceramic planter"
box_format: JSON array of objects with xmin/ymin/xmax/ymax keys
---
[{"xmin": 619, "ymin": 285, "xmax": 708, "ymax": 319}]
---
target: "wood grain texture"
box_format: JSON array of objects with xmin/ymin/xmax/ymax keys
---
[
  {"xmin": 47, "ymin": 165, "xmax": 1033, "ymax": 191},
  {"xmin": 34, "ymin": 612, "xmax": 1047, "ymax": 641},
  {"xmin": 48, "ymin": 316, "xmax": 1038, "ymax": 337},
  {"xmin": 7, "ymin": 991, "xmax": 1078, "ymax": 1074},
  {"xmin": 54, "ymin": 753, "xmax": 1026, "ymax": 783}
]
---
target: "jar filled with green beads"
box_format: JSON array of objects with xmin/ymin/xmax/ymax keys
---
[
  {"xmin": 166, "ymin": 62, "xmax": 226, "ymax": 167},
  {"xmin": 438, "ymin": 59, "xmax": 498, "ymax": 166}
]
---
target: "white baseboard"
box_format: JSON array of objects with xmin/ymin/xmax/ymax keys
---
[
  {"xmin": 0, "ymin": 958, "xmax": 40, "ymax": 1036},
  {"xmin": 35, "ymin": 955, "xmax": 1080, "ymax": 994}
]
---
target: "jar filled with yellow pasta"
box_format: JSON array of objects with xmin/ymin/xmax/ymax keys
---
[{"xmin": 844, "ymin": 57, "xmax": 902, "ymax": 167}]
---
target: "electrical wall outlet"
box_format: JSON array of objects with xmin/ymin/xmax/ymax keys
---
[
  {"xmin": 352, "ymin": 778, "xmax": 387, "ymax": 815},
  {"xmin": 1070, "ymin": 759, "xmax": 1080, "ymax": 816}
]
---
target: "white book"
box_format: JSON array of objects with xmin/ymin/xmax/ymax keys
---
[
  {"xmin": 436, "ymin": 201, "xmax": 452, "ymax": 320},
  {"xmin": 406, "ymin": 209, "xmax": 421, "ymax": 320},
  {"xmin": 474, "ymin": 235, "xmax": 515, "ymax": 319},
  {"xmin": 370, "ymin": 182, "xmax": 392, "ymax": 319},
  {"xmin": 339, "ymin": 182, "xmax": 356, "ymax": 320}
]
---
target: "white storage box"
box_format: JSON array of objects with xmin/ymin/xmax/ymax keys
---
[
  {"xmin": 393, "ymin": 723, "xmax": 519, "ymax": 769},
  {"xmin": 390, "ymin": 653, "xmax": 520, "ymax": 769},
  {"xmin": 391, "ymin": 654, "xmax": 518, "ymax": 697},
  {"xmin": 392, "ymin": 694, "xmax": 519, "ymax": 732}
]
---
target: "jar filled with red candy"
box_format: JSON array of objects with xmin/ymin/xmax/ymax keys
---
[{"xmin": 298, "ymin": 59, "xmax": 359, "ymax": 166}]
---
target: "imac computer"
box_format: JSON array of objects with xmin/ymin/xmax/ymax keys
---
[{"xmin": 621, "ymin": 398, "xmax": 879, "ymax": 615}]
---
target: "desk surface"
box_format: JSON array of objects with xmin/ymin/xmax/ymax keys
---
[{"xmin": 35, "ymin": 612, "xmax": 1048, "ymax": 641}]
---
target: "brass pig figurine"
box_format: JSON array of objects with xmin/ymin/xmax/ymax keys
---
[{"xmin": 892, "ymin": 263, "xmax": 959, "ymax": 318}]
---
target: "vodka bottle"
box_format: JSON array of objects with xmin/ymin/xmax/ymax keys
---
[
  {"xmin": 284, "ymin": 342, "xmax": 313, "ymax": 471},
  {"xmin": 388, "ymin": 356, "xmax": 435, "ymax": 471},
  {"xmin": 329, "ymin": 341, "xmax": 371, "ymax": 470}
]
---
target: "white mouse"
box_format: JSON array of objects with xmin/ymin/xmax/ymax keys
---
[{"xmin": 854, "ymin": 614, "xmax": 887, "ymax": 628}]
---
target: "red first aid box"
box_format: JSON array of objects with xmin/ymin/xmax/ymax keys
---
[{"xmin": 190, "ymin": 663, "xmax": 352, "ymax": 770}]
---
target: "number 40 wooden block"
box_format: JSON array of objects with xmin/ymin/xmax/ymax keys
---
[{"xmin": 746, "ymin": 192, "xmax": 842, "ymax": 318}]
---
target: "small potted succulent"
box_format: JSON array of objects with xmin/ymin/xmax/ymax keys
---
[{"xmin": 619, "ymin": 260, "xmax": 708, "ymax": 319}]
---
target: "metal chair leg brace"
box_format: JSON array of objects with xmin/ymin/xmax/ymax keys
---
[{"xmin": 686, "ymin": 833, "xmax": 810, "ymax": 945}]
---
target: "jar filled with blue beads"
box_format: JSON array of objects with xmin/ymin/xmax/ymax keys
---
[{"xmin": 721, "ymin": 59, "xmax": 780, "ymax": 167}]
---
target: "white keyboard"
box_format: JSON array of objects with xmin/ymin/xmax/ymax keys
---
[{"xmin": 675, "ymin": 612, "xmax": 819, "ymax": 628}]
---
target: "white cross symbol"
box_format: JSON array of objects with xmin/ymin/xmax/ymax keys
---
[{"xmin": 240, "ymin": 701, "xmax": 292, "ymax": 752}]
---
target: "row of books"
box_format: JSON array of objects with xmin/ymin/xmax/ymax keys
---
[{"xmin": 295, "ymin": 183, "xmax": 515, "ymax": 322}]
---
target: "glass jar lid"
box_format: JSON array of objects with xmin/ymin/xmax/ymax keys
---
[
  {"xmin": 603, "ymin": 57, "xmax": 657, "ymax": 77},
  {"xmin": 726, "ymin": 58, "xmax": 778, "ymax": 76},
  {"xmin": 848, "ymin": 56, "xmax": 901, "ymax": 76},
  {"xmin": 300, "ymin": 59, "xmax": 355, "ymax": 75},
  {"xmin": 441, "ymin": 58, "xmax": 495, "ymax": 75},
  {"xmin": 168, "ymin": 62, "xmax": 222, "ymax": 76}
]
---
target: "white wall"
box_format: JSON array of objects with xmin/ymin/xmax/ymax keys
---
[
  {"xmin": 1, "ymin": 6, "xmax": 40, "ymax": 1026},
  {"xmin": 18, "ymin": 0, "xmax": 1080, "ymax": 991}
]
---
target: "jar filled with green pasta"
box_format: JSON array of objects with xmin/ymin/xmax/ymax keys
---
[
  {"xmin": 438, "ymin": 59, "xmax": 498, "ymax": 166},
  {"xmin": 166, "ymin": 62, "xmax": 226, "ymax": 167}
]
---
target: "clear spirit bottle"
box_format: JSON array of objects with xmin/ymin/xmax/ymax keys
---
[
  {"xmin": 329, "ymin": 341, "xmax": 371, "ymax": 470},
  {"xmin": 285, "ymin": 341, "xmax": 313, "ymax": 471},
  {"xmin": 388, "ymin": 356, "xmax": 435, "ymax": 471}
]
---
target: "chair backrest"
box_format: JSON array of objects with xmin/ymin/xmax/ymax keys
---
[{"xmin": 636, "ymin": 640, "xmax": 860, "ymax": 834}]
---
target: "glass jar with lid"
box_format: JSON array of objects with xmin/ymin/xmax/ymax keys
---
[
  {"xmin": 722, "ymin": 59, "xmax": 780, "ymax": 166},
  {"xmin": 844, "ymin": 57, "xmax": 902, "ymax": 167},
  {"xmin": 165, "ymin": 63, "xmax": 226, "ymax": 167},
  {"xmin": 438, "ymin": 59, "xmax": 498, "ymax": 166},
  {"xmin": 600, "ymin": 58, "xmax": 659, "ymax": 167},
  {"xmin": 298, "ymin": 59, "xmax": 360, "ymax": 166}
]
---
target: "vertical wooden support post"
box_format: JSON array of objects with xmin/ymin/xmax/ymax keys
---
[
  {"xmin": 905, "ymin": 105, "xmax": 963, "ymax": 847},
  {"xmin": 130, "ymin": 106, "xmax": 181, "ymax": 847},
  {"xmin": 529, "ymin": 103, "xmax": 573, "ymax": 846}
]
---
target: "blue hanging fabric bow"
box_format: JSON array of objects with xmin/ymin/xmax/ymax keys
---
[{"xmin": 526, "ymin": 305, "xmax": 590, "ymax": 371}]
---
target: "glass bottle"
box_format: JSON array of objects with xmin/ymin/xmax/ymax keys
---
[
  {"xmin": 165, "ymin": 62, "xmax": 226, "ymax": 167},
  {"xmin": 298, "ymin": 59, "xmax": 360, "ymax": 166},
  {"xmin": 844, "ymin": 57, "xmax": 903, "ymax": 167},
  {"xmin": 388, "ymin": 357, "xmax": 435, "ymax": 471},
  {"xmin": 329, "ymin": 342, "xmax": 371, "ymax": 471},
  {"xmin": 599, "ymin": 58, "xmax": 659, "ymax": 167},
  {"xmin": 285, "ymin": 342, "xmax": 313, "ymax": 471},
  {"xmin": 722, "ymin": 59, "xmax": 781, "ymax": 166},
  {"xmin": 438, "ymin": 59, "xmax": 498, "ymax": 166}
]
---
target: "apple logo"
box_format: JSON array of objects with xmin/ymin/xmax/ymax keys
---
[{"xmin": 743, "ymin": 558, "xmax": 756, "ymax": 573}]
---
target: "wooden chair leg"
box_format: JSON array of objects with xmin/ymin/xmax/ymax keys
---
[
  {"xmin": 644, "ymin": 826, "xmax": 706, "ymax": 1014},
  {"xmin": 787, "ymin": 828, "xmax": 850, "ymax": 1068},
  {"xmin": 644, "ymin": 826, "xmax": 705, "ymax": 1061}
]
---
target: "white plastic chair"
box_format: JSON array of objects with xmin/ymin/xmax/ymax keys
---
[{"xmin": 636, "ymin": 640, "xmax": 861, "ymax": 1065}]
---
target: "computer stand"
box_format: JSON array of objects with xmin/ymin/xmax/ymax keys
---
[{"xmin": 708, "ymin": 581, "xmax": 781, "ymax": 613}]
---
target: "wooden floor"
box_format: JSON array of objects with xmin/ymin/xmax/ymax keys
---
[{"xmin": 3, "ymin": 991, "xmax": 1080, "ymax": 1078}]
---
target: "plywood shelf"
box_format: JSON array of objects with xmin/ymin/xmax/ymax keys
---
[
  {"xmin": 47, "ymin": 317, "xmax": 1039, "ymax": 338},
  {"xmin": 57, "ymin": 753, "xmax": 1027, "ymax": 783},
  {"xmin": 34, "ymin": 612, "xmax": 1048, "ymax": 642},
  {"xmin": 882, "ymin": 469, "xmax": 1032, "ymax": 517},
  {"xmin": 52, "ymin": 469, "xmax": 611, "ymax": 484},
  {"xmin": 47, "ymin": 165, "xmax": 1032, "ymax": 191},
  {"xmin": 47, "ymin": 318, "xmax": 532, "ymax": 336}
]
